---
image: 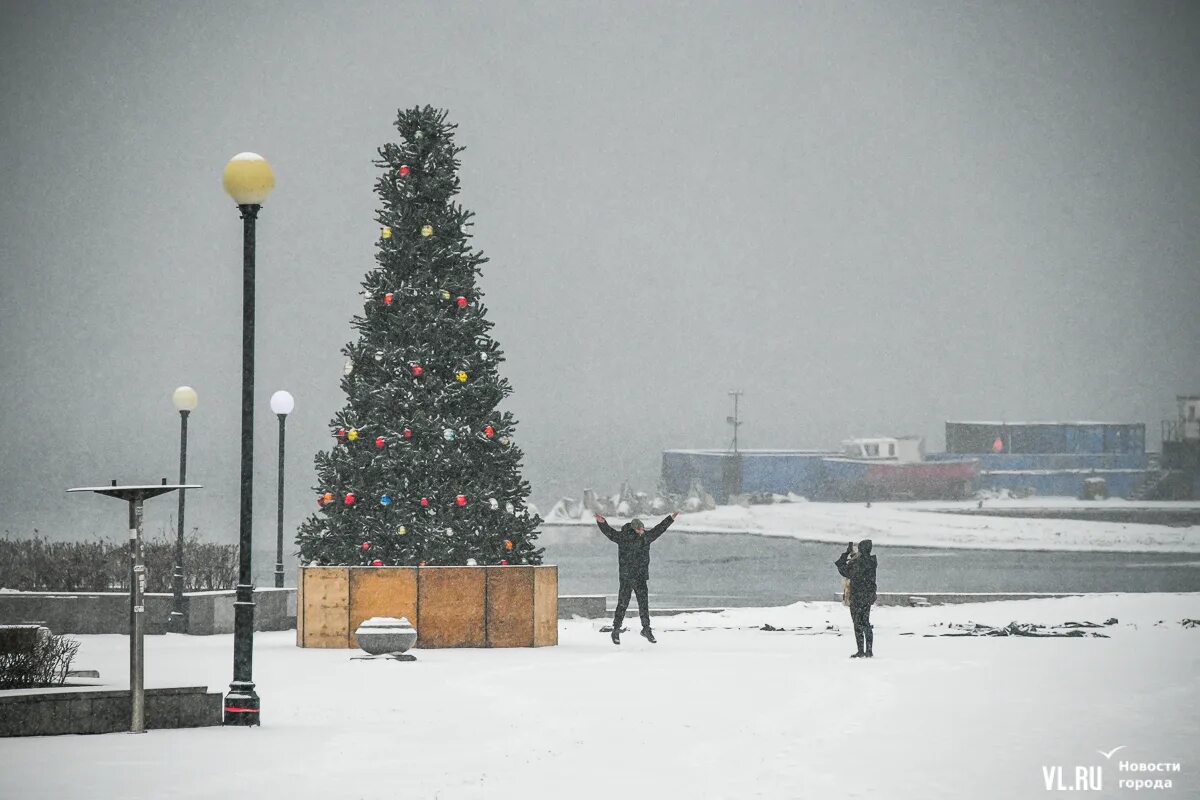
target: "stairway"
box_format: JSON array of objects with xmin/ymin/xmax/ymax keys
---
[{"xmin": 1129, "ymin": 469, "xmax": 1176, "ymax": 501}]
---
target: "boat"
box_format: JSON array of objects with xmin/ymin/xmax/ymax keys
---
[{"xmin": 819, "ymin": 436, "xmax": 979, "ymax": 500}]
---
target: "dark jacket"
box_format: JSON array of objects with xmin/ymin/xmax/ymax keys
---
[
  {"xmin": 597, "ymin": 515, "xmax": 674, "ymax": 581},
  {"xmin": 835, "ymin": 549, "xmax": 878, "ymax": 607}
]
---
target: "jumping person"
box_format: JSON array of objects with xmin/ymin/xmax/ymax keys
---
[
  {"xmin": 835, "ymin": 539, "xmax": 878, "ymax": 658},
  {"xmin": 594, "ymin": 512, "xmax": 678, "ymax": 644}
]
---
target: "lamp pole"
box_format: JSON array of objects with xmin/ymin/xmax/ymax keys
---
[
  {"xmin": 170, "ymin": 386, "xmax": 198, "ymax": 633},
  {"xmin": 270, "ymin": 390, "xmax": 294, "ymax": 589},
  {"xmin": 222, "ymin": 152, "xmax": 274, "ymax": 726},
  {"xmin": 67, "ymin": 481, "xmax": 202, "ymax": 733}
]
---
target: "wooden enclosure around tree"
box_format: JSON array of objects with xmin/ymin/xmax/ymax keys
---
[{"xmin": 297, "ymin": 565, "xmax": 557, "ymax": 649}]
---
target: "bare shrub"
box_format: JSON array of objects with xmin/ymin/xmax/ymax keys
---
[{"xmin": 0, "ymin": 628, "xmax": 81, "ymax": 689}]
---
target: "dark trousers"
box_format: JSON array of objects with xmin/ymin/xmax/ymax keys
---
[
  {"xmin": 613, "ymin": 577, "xmax": 651, "ymax": 631},
  {"xmin": 850, "ymin": 602, "xmax": 874, "ymax": 654}
]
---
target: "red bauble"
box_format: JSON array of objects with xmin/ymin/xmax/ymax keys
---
[
  {"xmin": 375, "ymin": 437, "xmax": 385, "ymax": 449},
  {"xmin": 398, "ymin": 165, "xmax": 410, "ymax": 178},
  {"xmin": 484, "ymin": 425, "xmax": 495, "ymax": 439},
  {"xmin": 384, "ymin": 293, "xmax": 394, "ymax": 306},
  {"xmin": 361, "ymin": 541, "xmax": 370, "ymax": 551},
  {"xmin": 420, "ymin": 497, "xmax": 430, "ymax": 508},
  {"xmin": 411, "ymin": 365, "xmax": 423, "ymax": 378},
  {"xmin": 455, "ymin": 494, "xmax": 467, "ymax": 507},
  {"xmin": 500, "ymin": 560, "xmax": 508, "ymax": 566},
  {"xmin": 456, "ymin": 296, "xmax": 468, "ymax": 309},
  {"xmin": 336, "ymin": 429, "xmax": 347, "ymax": 441},
  {"xmin": 345, "ymin": 493, "xmax": 356, "ymax": 506},
  {"xmin": 371, "ymin": 559, "xmax": 383, "ymax": 566},
  {"xmin": 403, "ymin": 428, "xmax": 413, "ymax": 440}
]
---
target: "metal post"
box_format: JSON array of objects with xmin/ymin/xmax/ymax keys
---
[
  {"xmin": 170, "ymin": 410, "xmax": 190, "ymax": 632},
  {"xmin": 733, "ymin": 392, "xmax": 740, "ymax": 454},
  {"xmin": 226, "ymin": 203, "xmax": 261, "ymax": 725},
  {"xmin": 68, "ymin": 481, "xmax": 201, "ymax": 732},
  {"xmin": 274, "ymin": 412, "xmax": 286, "ymax": 589},
  {"xmin": 128, "ymin": 493, "xmax": 146, "ymax": 734},
  {"xmin": 727, "ymin": 390, "xmax": 743, "ymax": 454}
]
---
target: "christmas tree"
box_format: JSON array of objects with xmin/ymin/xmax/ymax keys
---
[{"xmin": 296, "ymin": 106, "xmax": 543, "ymax": 567}]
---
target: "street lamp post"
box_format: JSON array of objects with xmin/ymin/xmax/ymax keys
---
[
  {"xmin": 68, "ymin": 480, "xmax": 202, "ymax": 733},
  {"xmin": 270, "ymin": 390, "xmax": 294, "ymax": 589},
  {"xmin": 170, "ymin": 386, "xmax": 198, "ymax": 633},
  {"xmin": 222, "ymin": 152, "xmax": 275, "ymax": 726}
]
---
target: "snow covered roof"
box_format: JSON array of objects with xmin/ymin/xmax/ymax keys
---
[
  {"xmin": 947, "ymin": 421, "xmax": 1142, "ymax": 427},
  {"xmin": 663, "ymin": 449, "xmax": 840, "ymax": 456}
]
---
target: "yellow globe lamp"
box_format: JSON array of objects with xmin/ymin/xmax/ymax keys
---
[
  {"xmin": 222, "ymin": 152, "xmax": 275, "ymax": 205},
  {"xmin": 172, "ymin": 385, "xmax": 199, "ymax": 413}
]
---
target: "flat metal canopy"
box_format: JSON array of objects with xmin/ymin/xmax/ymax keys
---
[{"xmin": 68, "ymin": 484, "xmax": 203, "ymax": 501}]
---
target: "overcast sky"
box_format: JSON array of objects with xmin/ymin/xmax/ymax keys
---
[{"xmin": 2, "ymin": 0, "xmax": 1198, "ymax": 548}]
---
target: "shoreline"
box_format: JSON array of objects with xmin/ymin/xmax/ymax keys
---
[{"xmin": 542, "ymin": 499, "xmax": 1200, "ymax": 554}]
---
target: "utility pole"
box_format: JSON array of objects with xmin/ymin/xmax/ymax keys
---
[{"xmin": 727, "ymin": 390, "xmax": 743, "ymax": 454}]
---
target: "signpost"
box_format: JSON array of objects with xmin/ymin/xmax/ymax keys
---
[{"xmin": 68, "ymin": 480, "xmax": 202, "ymax": 733}]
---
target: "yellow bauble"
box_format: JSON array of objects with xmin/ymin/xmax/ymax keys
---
[
  {"xmin": 348, "ymin": 428, "xmax": 359, "ymax": 442},
  {"xmin": 456, "ymin": 371, "xmax": 468, "ymax": 383},
  {"xmin": 381, "ymin": 227, "xmax": 392, "ymax": 239},
  {"xmin": 397, "ymin": 525, "xmax": 408, "ymax": 536},
  {"xmin": 421, "ymin": 224, "xmax": 433, "ymax": 237}
]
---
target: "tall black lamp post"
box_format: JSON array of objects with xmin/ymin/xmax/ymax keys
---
[
  {"xmin": 269, "ymin": 390, "xmax": 294, "ymax": 588},
  {"xmin": 221, "ymin": 152, "xmax": 275, "ymax": 726},
  {"xmin": 169, "ymin": 386, "xmax": 198, "ymax": 633}
]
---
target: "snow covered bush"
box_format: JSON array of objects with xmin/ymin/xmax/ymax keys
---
[{"xmin": 0, "ymin": 532, "xmax": 236, "ymax": 592}]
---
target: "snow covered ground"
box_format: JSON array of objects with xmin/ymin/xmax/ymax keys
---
[
  {"xmin": 549, "ymin": 499, "xmax": 1200, "ymax": 553},
  {"xmin": 2, "ymin": 593, "xmax": 1198, "ymax": 799}
]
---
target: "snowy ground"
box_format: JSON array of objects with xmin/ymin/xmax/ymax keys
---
[
  {"xmin": 549, "ymin": 499, "xmax": 1200, "ymax": 553},
  {"xmin": 2, "ymin": 593, "xmax": 1198, "ymax": 799}
]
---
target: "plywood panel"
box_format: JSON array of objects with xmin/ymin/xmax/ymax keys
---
[
  {"xmin": 533, "ymin": 565, "xmax": 559, "ymax": 647},
  {"xmin": 349, "ymin": 568, "xmax": 418, "ymax": 649},
  {"xmin": 486, "ymin": 567, "xmax": 534, "ymax": 648},
  {"xmin": 301, "ymin": 567, "xmax": 349, "ymax": 648},
  {"xmin": 296, "ymin": 567, "xmax": 305, "ymax": 647},
  {"xmin": 417, "ymin": 567, "xmax": 486, "ymax": 648}
]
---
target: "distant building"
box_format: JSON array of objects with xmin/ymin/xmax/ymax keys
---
[
  {"xmin": 945, "ymin": 421, "xmax": 1144, "ymax": 455},
  {"xmin": 932, "ymin": 420, "xmax": 1151, "ymax": 498},
  {"xmin": 661, "ymin": 438, "xmax": 978, "ymax": 503},
  {"xmin": 1159, "ymin": 395, "xmax": 1200, "ymax": 498},
  {"xmin": 663, "ymin": 402, "xmax": 1192, "ymax": 504}
]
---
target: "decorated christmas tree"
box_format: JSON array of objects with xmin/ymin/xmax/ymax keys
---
[{"xmin": 296, "ymin": 106, "xmax": 543, "ymax": 567}]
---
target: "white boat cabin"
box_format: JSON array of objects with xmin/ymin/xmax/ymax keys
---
[{"xmin": 840, "ymin": 436, "xmax": 924, "ymax": 463}]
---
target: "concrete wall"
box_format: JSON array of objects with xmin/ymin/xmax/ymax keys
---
[
  {"xmin": 872, "ymin": 592, "xmax": 1082, "ymax": 607},
  {"xmin": 0, "ymin": 588, "xmax": 296, "ymax": 636},
  {"xmin": 558, "ymin": 595, "xmax": 606, "ymax": 619},
  {"xmin": 0, "ymin": 685, "xmax": 221, "ymax": 736}
]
